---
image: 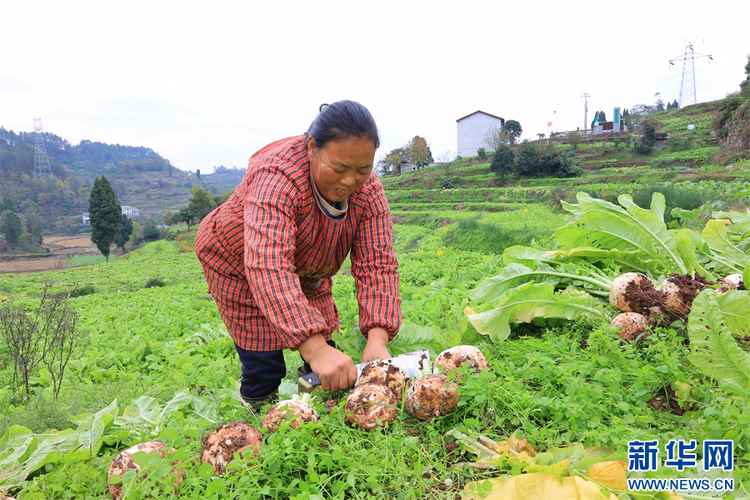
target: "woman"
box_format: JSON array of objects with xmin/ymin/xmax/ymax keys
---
[{"xmin": 195, "ymin": 100, "xmax": 402, "ymax": 409}]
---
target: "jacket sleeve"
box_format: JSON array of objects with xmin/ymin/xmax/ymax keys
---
[
  {"xmin": 243, "ymin": 164, "xmax": 328, "ymax": 350},
  {"xmin": 349, "ymin": 182, "xmax": 402, "ymax": 340}
]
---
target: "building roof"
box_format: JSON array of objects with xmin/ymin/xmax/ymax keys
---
[{"xmin": 456, "ymin": 110, "xmax": 505, "ymax": 123}]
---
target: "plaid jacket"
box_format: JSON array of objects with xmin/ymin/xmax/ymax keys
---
[{"xmin": 195, "ymin": 135, "xmax": 401, "ymax": 351}]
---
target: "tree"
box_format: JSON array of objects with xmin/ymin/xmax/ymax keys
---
[
  {"xmin": 634, "ymin": 122, "xmax": 656, "ymax": 154},
  {"xmin": 514, "ymin": 141, "xmax": 539, "ymax": 177},
  {"xmin": 490, "ymin": 144, "xmax": 514, "ymax": 179},
  {"xmin": 196, "ymin": 169, "xmax": 201, "ymax": 179},
  {"xmin": 1, "ymin": 197, "xmax": 14, "ymax": 213},
  {"xmin": 378, "ymin": 152, "xmax": 402, "ymax": 176},
  {"xmin": 88, "ymin": 175, "xmax": 121, "ymax": 262},
  {"xmin": 115, "ymin": 214, "xmax": 133, "ymax": 252},
  {"xmin": 177, "ymin": 207, "xmax": 194, "ymax": 230},
  {"xmin": 591, "ymin": 111, "xmax": 600, "ymax": 129},
  {"xmin": 655, "ymin": 93, "xmax": 665, "ymax": 112},
  {"xmin": 483, "ymin": 126, "xmax": 510, "ymax": 151},
  {"xmin": 437, "ymin": 150, "xmax": 456, "ymax": 176},
  {"xmin": 128, "ymin": 221, "xmax": 141, "ymax": 247},
  {"xmin": 502, "ymin": 120, "xmax": 523, "ymax": 145},
  {"xmin": 0, "ymin": 210, "xmax": 23, "ymax": 247},
  {"xmin": 672, "ymin": 99, "xmax": 680, "ymax": 109},
  {"xmin": 142, "ymin": 219, "xmax": 160, "ymax": 241},
  {"xmin": 24, "ymin": 213, "xmax": 44, "ymax": 245},
  {"xmin": 187, "ymin": 185, "xmax": 217, "ymax": 222},
  {"xmin": 742, "ymin": 55, "xmax": 750, "ymax": 101},
  {"xmin": 404, "ymin": 136, "xmax": 432, "ymax": 168},
  {"xmin": 163, "ymin": 210, "xmax": 176, "ymax": 227},
  {"xmin": 598, "ymin": 110, "xmax": 607, "ymax": 122}
]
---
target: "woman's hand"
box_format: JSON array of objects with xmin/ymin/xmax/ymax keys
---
[
  {"xmin": 361, "ymin": 327, "xmax": 391, "ymax": 364},
  {"xmin": 298, "ymin": 334, "xmax": 357, "ymax": 391}
]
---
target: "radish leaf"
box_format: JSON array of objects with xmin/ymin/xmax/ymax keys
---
[
  {"xmin": 465, "ymin": 283, "xmax": 606, "ymax": 341},
  {"xmin": 687, "ymin": 290, "xmax": 750, "ymax": 388}
]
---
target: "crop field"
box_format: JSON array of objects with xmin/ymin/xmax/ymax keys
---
[{"xmin": 1, "ymin": 179, "xmax": 749, "ymax": 499}]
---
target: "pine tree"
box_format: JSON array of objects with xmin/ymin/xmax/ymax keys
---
[
  {"xmin": 114, "ymin": 213, "xmax": 133, "ymax": 252},
  {"xmin": 88, "ymin": 175, "xmax": 121, "ymax": 261}
]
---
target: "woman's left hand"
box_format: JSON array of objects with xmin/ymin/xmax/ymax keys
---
[{"xmin": 361, "ymin": 327, "xmax": 391, "ymax": 363}]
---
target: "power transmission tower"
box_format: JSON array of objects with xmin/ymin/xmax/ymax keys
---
[
  {"xmin": 669, "ymin": 36, "xmax": 712, "ymax": 108},
  {"xmin": 581, "ymin": 93, "xmax": 590, "ymax": 131},
  {"xmin": 33, "ymin": 118, "xmax": 53, "ymax": 180}
]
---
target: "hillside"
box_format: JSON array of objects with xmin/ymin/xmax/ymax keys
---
[
  {"xmin": 1, "ymin": 95, "xmax": 747, "ymax": 244},
  {"xmin": 377, "ymin": 97, "xmax": 748, "ymax": 260},
  {"xmin": 0, "ymin": 128, "xmax": 241, "ymax": 231}
]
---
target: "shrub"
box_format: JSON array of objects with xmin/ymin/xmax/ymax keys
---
[
  {"xmin": 145, "ymin": 277, "xmax": 166, "ymax": 288},
  {"xmin": 477, "ymin": 147, "xmax": 486, "ymax": 159},
  {"xmin": 69, "ymin": 285, "xmax": 96, "ymax": 298},
  {"xmin": 634, "ymin": 123, "xmax": 656, "ymax": 154},
  {"xmin": 490, "ymin": 144, "xmax": 514, "ymax": 178},
  {"xmin": 0, "ymin": 288, "xmax": 86, "ymax": 402}
]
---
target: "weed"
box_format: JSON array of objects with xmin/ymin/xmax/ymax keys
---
[
  {"xmin": 0, "ymin": 287, "xmax": 86, "ymax": 402},
  {"xmin": 69, "ymin": 284, "xmax": 96, "ymax": 298},
  {"xmin": 144, "ymin": 277, "xmax": 166, "ymax": 288}
]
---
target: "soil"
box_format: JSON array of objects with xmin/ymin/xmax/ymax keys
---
[
  {"xmin": 663, "ymin": 274, "xmax": 710, "ymax": 316},
  {"xmin": 623, "ymin": 278, "xmax": 665, "ymax": 314},
  {"xmin": 0, "ymin": 235, "xmax": 100, "ymax": 274},
  {"xmin": 647, "ymin": 385, "xmax": 691, "ymax": 416}
]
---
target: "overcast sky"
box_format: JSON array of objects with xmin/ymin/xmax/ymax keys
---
[{"xmin": 1, "ymin": 0, "xmax": 748, "ymax": 174}]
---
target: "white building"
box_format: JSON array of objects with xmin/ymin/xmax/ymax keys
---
[
  {"xmin": 456, "ymin": 110, "xmax": 505, "ymax": 158},
  {"xmin": 82, "ymin": 205, "xmax": 140, "ymax": 224},
  {"xmin": 121, "ymin": 206, "xmax": 140, "ymax": 218}
]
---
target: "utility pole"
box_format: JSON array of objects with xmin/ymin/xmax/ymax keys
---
[
  {"xmin": 581, "ymin": 93, "xmax": 590, "ymax": 132},
  {"xmin": 33, "ymin": 118, "xmax": 53, "ymax": 179},
  {"xmin": 669, "ymin": 36, "xmax": 712, "ymax": 107}
]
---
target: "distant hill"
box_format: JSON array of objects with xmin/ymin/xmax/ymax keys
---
[{"xmin": 0, "ymin": 128, "xmax": 241, "ymax": 231}]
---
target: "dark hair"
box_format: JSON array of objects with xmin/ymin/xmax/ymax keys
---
[{"xmin": 306, "ymin": 100, "xmax": 380, "ymax": 150}]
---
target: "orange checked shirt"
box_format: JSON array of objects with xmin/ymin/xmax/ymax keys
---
[{"xmin": 195, "ymin": 135, "xmax": 402, "ymax": 351}]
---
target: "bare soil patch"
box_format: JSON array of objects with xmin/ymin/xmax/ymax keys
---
[{"xmin": 0, "ymin": 235, "xmax": 99, "ymax": 274}]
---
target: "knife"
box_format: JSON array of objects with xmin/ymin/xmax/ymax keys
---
[{"xmin": 297, "ymin": 349, "xmax": 430, "ymax": 390}]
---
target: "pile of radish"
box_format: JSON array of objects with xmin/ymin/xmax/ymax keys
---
[
  {"xmin": 104, "ymin": 346, "xmax": 489, "ymax": 496},
  {"xmin": 608, "ymin": 271, "xmax": 745, "ymax": 341}
]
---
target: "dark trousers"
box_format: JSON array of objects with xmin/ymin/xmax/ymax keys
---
[{"xmin": 234, "ymin": 340, "xmax": 336, "ymax": 399}]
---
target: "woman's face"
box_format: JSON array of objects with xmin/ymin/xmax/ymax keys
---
[{"xmin": 307, "ymin": 135, "xmax": 375, "ymax": 204}]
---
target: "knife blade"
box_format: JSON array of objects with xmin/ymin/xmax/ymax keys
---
[{"xmin": 298, "ymin": 349, "xmax": 430, "ymax": 390}]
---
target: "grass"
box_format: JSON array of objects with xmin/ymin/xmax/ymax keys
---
[{"xmin": 69, "ymin": 254, "xmax": 117, "ymax": 266}]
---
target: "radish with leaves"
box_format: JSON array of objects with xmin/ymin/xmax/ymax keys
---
[
  {"xmin": 262, "ymin": 393, "xmax": 318, "ymax": 433},
  {"xmin": 356, "ymin": 359, "xmax": 409, "ymax": 400},
  {"xmin": 107, "ymin": 441, "xmax": 183, "ymax": 500},
  {"xmin": 611, "ymin": 312, "xmax": 651, "ymax": 342},
  {"xmin": 434, "ymin": 345, "xmax": 488, "ymax": 376},
  {"xmin": 344, "ymin": 383, "xmax": 398, "ymax": 430},
  {"xmin": 405, "ymin": 360, "xmax": 460, "ymax": 420},
  {"xmin": 201, "ymin": 422, "xmax": 262, "ymax": 476}
]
